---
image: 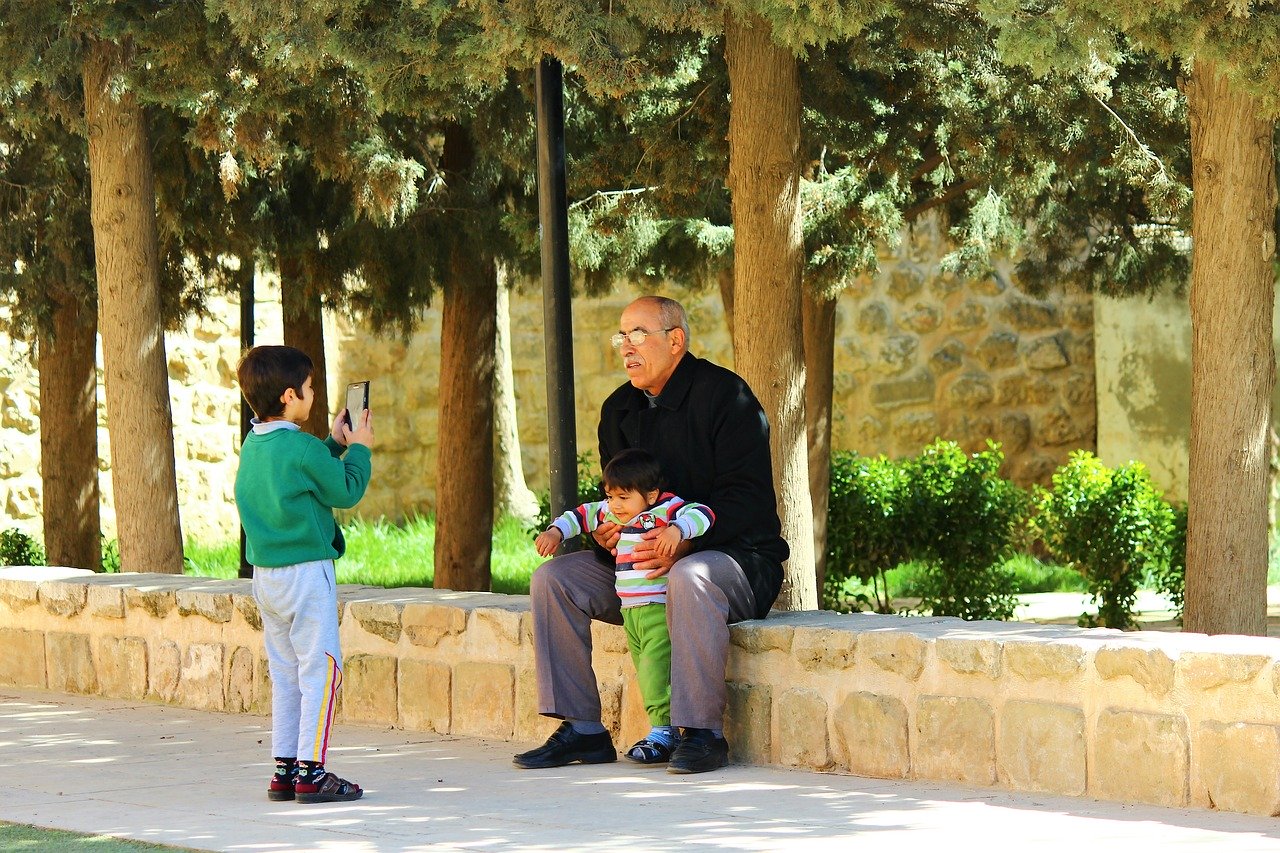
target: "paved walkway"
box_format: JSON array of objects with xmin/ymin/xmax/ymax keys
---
[{"xmin": 4, "ymin": 690, "xmax": 1280, "ymax": 852}]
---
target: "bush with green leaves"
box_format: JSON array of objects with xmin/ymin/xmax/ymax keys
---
[
  {"xmin": 530, "ymin": 453, "xmax": 602, "ymax": 545},
  {"xmin": 900, "ymin": 440, "xmax": 1029, "ymax": 621},
  {"xmin": 824, "ymin": 451, "xmax": 911, "ymax": 612},
  {"xmin": 0, "ymin": 529, "xmax": 45, "ymax": 566},
  {"xmin": 1151, "ymin": 502, "xmax": 1187, "ymax": 620},
  {"xmin": 1034, "ymin": 451, "xmax": 1175, "ymax": 629}
]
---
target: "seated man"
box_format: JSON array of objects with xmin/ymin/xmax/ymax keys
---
[{"xmin": 514, "ymin": 295, "xmax": 789, "ymax": 774}]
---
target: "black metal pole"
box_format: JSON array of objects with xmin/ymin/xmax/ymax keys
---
[
  {"xmin": 238, "ymin": 263, "xmax": 255, "ymax": 579},
  {"xmin": 535, "ymin": 57, "xmax": 579, "ymax": 519}
]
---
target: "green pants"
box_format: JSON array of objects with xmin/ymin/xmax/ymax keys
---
[{"xmin": 622, "ymin": 603, "xmax": 672, "ymax": 727}]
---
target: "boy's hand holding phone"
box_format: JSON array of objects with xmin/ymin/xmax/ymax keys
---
[
  {"xmin": 535, "ymin": 527, "xmax": 564, "ymax": 557},
  {"xmin": 330, "ymin": 410, "xmax": 352, "ymax": 446},
  {"xmin": 347, "ymin": 408, "xmax": 374, "ymax": 448}
]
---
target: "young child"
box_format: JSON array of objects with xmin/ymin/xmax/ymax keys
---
[
  {"xmin": 235, "ymin": 345, "xmax": 373, "ymax": 804},
  {"xmin": 535, "ymin": 448, "xmax": 714, "ymax": 763}
]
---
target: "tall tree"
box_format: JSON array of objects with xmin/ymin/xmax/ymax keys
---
[
  {"xmin": 82, "ymin": 38, "xmax": 184, "ymax": 573},
  {"xmin": 0, "ymin": 105, "xmax": 101, "ymax": 570},
  {"xmin": 38, "ymin": 288, "xmax": 101, "ymax": 571},
  {"xmin": 979, "ymin": 0, "xmax": 1280, "ymax": 634},
  {"xmin": 1184, "ymin": 63, "xmax": 1274, "ymax": 636},
  {"xmin": 724, "ymin": 14, "xmax": 815, "ymax": 609},
  {"xmin": 0, "ymin": 4, "xmax": 250, "ymax": 573},
  {"xmin": 493, "ymin": 267, "xmax": 540, "ymax": 523}
]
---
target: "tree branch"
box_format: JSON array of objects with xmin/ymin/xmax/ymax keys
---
[
  {"xmin": 569, "ymin": 186, "xmax": 655, "ymax": 210},
  {"xmin": 903, "ymin": 177, "xmax": 984, "ymax": 222}
]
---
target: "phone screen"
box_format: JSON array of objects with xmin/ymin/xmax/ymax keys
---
[{"xmin": 344, "ymin": 381, "xmax": 369, "ymax": 428}]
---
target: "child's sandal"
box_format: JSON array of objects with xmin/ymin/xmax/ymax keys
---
[
  {"xmin": 295, "ymin": 771, "xmax": 364, "ymax": 803},
  {"xmin": 625, "ymin": 738, "xmax": 674, "ymax": 764}
]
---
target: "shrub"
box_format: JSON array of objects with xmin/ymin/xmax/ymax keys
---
[
  {"xmin": 1149, "ymin": 501, "xmax": 1186, "ymax": 620},
  {"xmin": 824, "ymin": 451, "xmax": 911, "ymax": 612},
  {"xmin": 101, "ymin": 538, "xmax": 122, "ymax": 573},
  {"xmin": 0, "ymin": 529, "xmax": 45, "ymax": 566},
  {"xmin": 1034, "ymin": 451, "xmax": 1175, "ymax": 629},
  {"xmin": 530, "ymin": 453, "xmax": 601, "ymax": 546},
  {"xmin": 900, "ymin": 440, "xmax": 1028, "ymax": 621}
]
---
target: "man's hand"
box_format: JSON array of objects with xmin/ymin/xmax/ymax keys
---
[
  {"xmin": 591, "ymin": 521, "xmax": 622, "ymax": 555},
  {"xmin": 633, "ymin": 529, "xmax": 694, "ymax": 579}
]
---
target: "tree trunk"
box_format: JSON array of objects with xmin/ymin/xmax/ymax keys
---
[
  {"xmin": 724, "ymin": 13, "xmax": 816, "ymax": 611},
  {"xmin": 82, "ymin": 38, "xmax": 183, "ymax": 574},
  {"xmin": 1183, "ymin": 60, "xmax": 1276, "ymax": 636},
  {"xmin": 434, "ymin": 122, "xmax": 497, "ymax": 591},
  {"xmin": 38, "ymin": 287, "xmax": 101, "ymax": 571},
  {"xmin": 435, "ymin": 251, "xmax": 498, "ymax": 590},
  {"xmin": 804, "ymin": 289, "xmax": 837, "ymax": 596},
  {"xmin": 493, "ymin": 263, "xmax": 539, "ymax": 523},
  {"xmin": 280, "ymin": 255, "xmax": 330, "ymax": 439},
  {"xmin": 717, "ymin": 266, "xmax": 736, "ymax": 359}
]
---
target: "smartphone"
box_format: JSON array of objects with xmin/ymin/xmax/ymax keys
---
[{"xmin": 344, "ymin": 381, "xmax": 369, "ymax": 429}]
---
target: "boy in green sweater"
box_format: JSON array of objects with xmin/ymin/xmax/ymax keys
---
[{"xmin": 234, "ymin": 345, "xmax": 373, "ymax": 804}]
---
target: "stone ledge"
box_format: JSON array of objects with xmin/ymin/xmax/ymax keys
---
[{"xmin": 2, "ymin": 568, "xmax": 1279, "ymax": 818}]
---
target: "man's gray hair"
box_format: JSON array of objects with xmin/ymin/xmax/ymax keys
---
[{"xmin": 652, "ymin": 296, "xmax": 690, "ymax": 345}]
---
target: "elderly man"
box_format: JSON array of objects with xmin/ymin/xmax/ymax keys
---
[{"xmin": 514, "ymin": 295, "xmax": 789, "ymax": 774}]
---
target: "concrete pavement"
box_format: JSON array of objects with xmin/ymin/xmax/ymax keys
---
[{"xmin": 3, "ymin": 689, "xmax": 1280, "ymax": 852}]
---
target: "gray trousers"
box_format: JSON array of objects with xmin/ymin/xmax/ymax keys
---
[
  {"xmin": 253, "ymin": 559, "xmax": 342, "ymax": 763},
  {"xmin": 531, "ymin": 548, "xmax": 756, "ymax": 730}
]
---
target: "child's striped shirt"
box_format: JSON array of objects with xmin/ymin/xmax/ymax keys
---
[{"xmin": 550, "ymin": 492, "xmax": 715, "ymax": 607}]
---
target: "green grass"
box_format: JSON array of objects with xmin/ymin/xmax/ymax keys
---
[
  {"xmin": 183, "ymin": 514, "xmax": 546, "ymax": 594},
  {"xmin": 0, "ymin": 822, "xmax": 190, "ymax": 851},
  {"xmin": 832, "ymin": 553, "xmax": 1090, "ymax": 609}
]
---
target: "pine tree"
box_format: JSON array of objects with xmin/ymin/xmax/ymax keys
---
[
  {"xmin": 978, "ymin": 0, "xmax": 1279, "ymax": 634},
  {"xmin": 0, "ymin": 4, "xmax": 200, "ymax": 573},
  {"xmin": 0, "ymin": 100, "xmax": 101, "ymax": 570}
]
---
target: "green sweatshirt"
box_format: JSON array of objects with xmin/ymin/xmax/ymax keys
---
[{"xmin": 234, "ymin": 427, "xmax": 372, "ymax": 568}]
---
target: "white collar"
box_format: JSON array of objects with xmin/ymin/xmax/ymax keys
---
[{"xmin": 251, "ymin": 418, "xmax": 302, "ymax": 435}]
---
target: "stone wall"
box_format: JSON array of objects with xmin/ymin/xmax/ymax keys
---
[
  {"xmin": 3, "ymin": 566, "xmax": 1278, "ymax": 817},
  {"xmin": 1096, "ymin": 290, "xmax": 1280, "ymax": 503},
  {"xmin": 1, "ymin": 220, "xmax": 1096, "ymax": 545}
]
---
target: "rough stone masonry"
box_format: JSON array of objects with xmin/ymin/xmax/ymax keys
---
[{"xmin": 3, "ymin": 567, "xmax": 1279, "ymax": 818}]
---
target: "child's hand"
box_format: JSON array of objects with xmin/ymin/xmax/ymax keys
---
[
  {"xmin": 653, "ymin": 524, "xmax": 683, "ymax": 558},
  {"xmin": 330, "ymin": 410, "xmax": 351, "ymax": 446},
  {"xmin": 535, "ymin": 527, "xmax": 564, "ymax": 557},
  {"xmin": 348, "ymin": 408, "xmax": 374, "ymax": 449}
]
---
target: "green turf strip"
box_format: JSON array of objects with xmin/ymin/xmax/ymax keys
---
[{"xmin": 0, "ymin": 822, "xmax": 194, "ymax": 851}]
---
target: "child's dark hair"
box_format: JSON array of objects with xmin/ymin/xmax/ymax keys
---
[
  {"xmin": 236, "ymin": 345, "xmax": 313, "ymax": 419},
  {"xmin": 602, "ymin": 448, "xmax": 663, "ymax": 495}
]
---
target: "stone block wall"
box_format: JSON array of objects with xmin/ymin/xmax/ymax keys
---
[{"xmin": 3, "ymin": 567, "xmax": 1279, "ymax": 818}]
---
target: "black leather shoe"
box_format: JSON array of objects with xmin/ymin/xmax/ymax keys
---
[
  {"xmin": 513, "ymin": 721, "xmax": 617, "ymax": 769},
  {"xmin": 667, "ymin": 728, "xmax": 729, "ymax": 774}
]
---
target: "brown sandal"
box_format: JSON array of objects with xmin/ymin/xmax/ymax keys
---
[{"xmin": 294, "ymin": 771, "xmax": 363, "ymax": 803}]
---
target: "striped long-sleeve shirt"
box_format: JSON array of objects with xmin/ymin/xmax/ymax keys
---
[{"xmin": 550, "ymin": 493, "xmax": 715, "ymax": 607}]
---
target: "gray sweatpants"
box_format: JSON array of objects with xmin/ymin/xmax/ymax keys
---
[
  {"xmin": 253, "ymin": 559, "xmax": 343, "ymax": 763},
  {"xmin": 531, "ymin": 549, "xmax": 756, "ymax": 730}
]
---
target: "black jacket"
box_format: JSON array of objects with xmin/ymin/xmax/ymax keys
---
[{"xmin": 597, "ymin": 352, "xmax": 788, "ymax": 619}]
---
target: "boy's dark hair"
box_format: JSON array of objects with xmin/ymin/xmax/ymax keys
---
[
  {"xmin": 236, "ymin": 345, "xmax": 313, "ymax": 420},
  {"xmin": 602, "ymin": 448, "xmax": 663, "ymax": 495}
]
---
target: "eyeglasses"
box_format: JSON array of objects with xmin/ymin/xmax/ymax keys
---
[{"xmin": 610, "ymin": 328, "xmax": 674, "ymax": 349}]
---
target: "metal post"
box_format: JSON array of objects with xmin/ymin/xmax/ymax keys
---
[
  {"xmin": 535, "ymin": 57, "xmax": 579, "ymax": 518},
  {"xmin": 238, "ymin": 263, "xmax": 254, "ymax": 579}
]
